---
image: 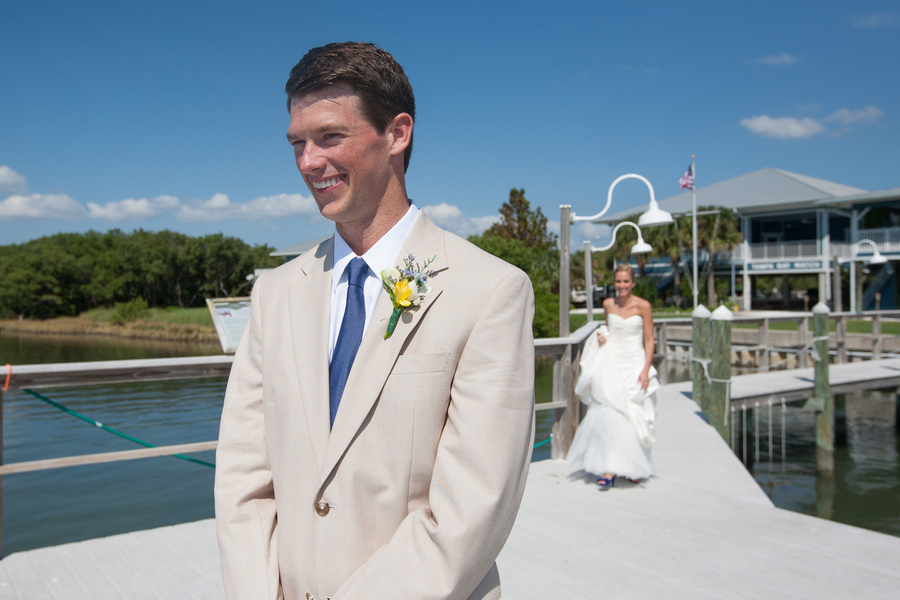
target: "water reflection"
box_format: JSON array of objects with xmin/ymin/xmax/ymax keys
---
[{"xmin": 741, "ymin": 390, "xmax": 900, "ymax": 537}]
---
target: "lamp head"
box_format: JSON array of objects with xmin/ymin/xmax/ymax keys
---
[
  {"xmin": 867, "ymin": 252, "xmax": 888, "ymax": 265},
  {"xmin": 630, "ymin": 239, "xmax": 653, "ymax": 254},
  {"xmin": 637, "ymin": 199, "xmax": 674, "ymax": 227}
]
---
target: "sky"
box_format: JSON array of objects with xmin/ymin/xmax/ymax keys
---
[{"xmin": 2, "ymin": 1, "xmax": 898, "ymax": 252}]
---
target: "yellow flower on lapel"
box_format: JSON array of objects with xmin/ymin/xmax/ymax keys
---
[
  {"xmin": 380, "ymin": 253, "xmax": 436, "ymax": 339},
  {"xmin": 394, "ymin": 280, "xmax": 414, "ymax": 307}
]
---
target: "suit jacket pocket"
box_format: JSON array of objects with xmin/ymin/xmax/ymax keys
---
[{"xmin": 392, "ymin": 351, "xmax": 450, "ymax": 375}]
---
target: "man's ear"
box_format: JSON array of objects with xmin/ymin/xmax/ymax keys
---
[{"xmin": 387, "ymin": 113, "xmax": 413, "ymax": 157}]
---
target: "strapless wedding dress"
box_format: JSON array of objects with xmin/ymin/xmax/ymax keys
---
[{"xmin": 566, "ymin": 313, "xmax": 659, "ymax": 479}]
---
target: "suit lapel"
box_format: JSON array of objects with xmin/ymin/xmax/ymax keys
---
[
  {"xmin": 316, "ymin": 213, "xmax": 449, "ymax": 491},
  {"xmin": 288, "ymin": 237, "xmax": 334, "ymax": 471}
]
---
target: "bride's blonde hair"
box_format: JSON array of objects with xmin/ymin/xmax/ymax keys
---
[{"xmin": 614, "ymin": 263, "xmax": 636, "ymax": 282}]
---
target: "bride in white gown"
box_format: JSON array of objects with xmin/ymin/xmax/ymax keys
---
[{"xmin": 566, "ymin": 263, "xmax": 659, "ymax": 490}]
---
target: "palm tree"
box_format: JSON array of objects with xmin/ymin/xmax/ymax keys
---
[{"xmin": 693, "ymin": 207, "xmax": 741, "ymax": 306}]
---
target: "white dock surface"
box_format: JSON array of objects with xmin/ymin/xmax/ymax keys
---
[{"xmin": 3, "ymin": 377, "xmax": 900, "ymax": 598}]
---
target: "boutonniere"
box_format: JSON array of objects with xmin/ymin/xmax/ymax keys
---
[{"xmin": 380, "ymin": 253, "xmax": 436, "ymax": 339}]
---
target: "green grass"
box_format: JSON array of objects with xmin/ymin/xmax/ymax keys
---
[
  {"xmin": 82, "ymin": 306, "xmax": 214, "ymax": 327},
  {"xmin": 732, "ymin": 318, "xmax": 900, "ymax": 335}
]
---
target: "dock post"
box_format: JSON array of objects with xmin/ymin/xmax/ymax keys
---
[
  {"xmin": 813, "ymin": 302, "xmax": 834, "ymax": 476},
  {"xmin": 798, "ymin": 316, "xmax": 809, "ymax": 368},
  {"xmin": 872, "ymin": 314, "xmax": 882, "ymax": 360},
  {"xmin": 836, "ymin": 314, "xmax": 847, "ymax": 364},
  {"xmin": 759, "ymin": 318, "xmax": 769, "ymax": 372},
  {"xmin": 552, "ymin": 344, "xmax": 578, "ymax": 459},
  {"xmin": 710, "ymin": 305, "xmax": 733, "ymax": 442},
  {"xmin": 691, "ymin": 305, "xmax": 711, "ymax": 414},
  {"xmin": 656, "ymin": 322, "xmax": 668, "ymax": 386}
]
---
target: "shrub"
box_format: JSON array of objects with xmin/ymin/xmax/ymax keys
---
[{"xmin": 111, "ymin": 297, "xmax": 149, "ymax": 325}]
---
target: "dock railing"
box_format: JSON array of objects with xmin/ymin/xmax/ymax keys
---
[
  {"xmin": 654, "ymin": 309, "xmax": 900, "ymax": 370},
  {"xmin": 2, "ymin": 310, "xmax": 896, "ymax": 554}
]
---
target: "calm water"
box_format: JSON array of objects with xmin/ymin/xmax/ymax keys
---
[
  {"xmin": 739, "ymin": 391, "xmax": 900, "ymax": 537},
  {"xmin": 1, "ymin": 332, "xmax": 897, "ymax": 556}
]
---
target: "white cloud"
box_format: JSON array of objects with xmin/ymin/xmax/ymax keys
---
[
  {"xmin": 572, "ymin": 221, "xmax": 613, "ymax": 252},
  {"xmin": 87, "ymin": 195, "xmax": 180, "ymax": 221},
  {"xmin": 823, "ymin": 105, "xmax": 883, "ymax": 125},
  {"xmin": 0, "ymin": 166, "xmax": 28, "ymax": 194},
  {"xmin": 420, "ymin": 202, "xmax": 499, "ymax": 237},
  {"xmin": 0, "ymin": 193, "xmax": 86, "ymax": 220},
  {"xmin": 740, "ymin": 115, "xmax": 825, "ymax": 139},
  {"xmin": 852, "ymin": 13, "xmax": 898, "ymax": 28},
  {"xmin": 741, "ymin": 106, "xmax": 883, "ymax": 139},
  {"xmin": 747, "ymin": 53, "xmax": 798, "ymax": 66},
  {"xmin": 177, "ymin": 192, "xmax": 319, "ymax": 222}
]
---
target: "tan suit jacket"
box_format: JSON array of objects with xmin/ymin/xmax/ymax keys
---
[{"xmin": 215, "ymin": 213, "xmax": 535, "ymax": 600}]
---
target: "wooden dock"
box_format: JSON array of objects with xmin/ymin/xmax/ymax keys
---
[{"xmin": 3, "ymin": 374, "xmax": 899, "ymax": 598}]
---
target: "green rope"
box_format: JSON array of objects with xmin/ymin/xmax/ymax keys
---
[
  {"xmin": 533, "ymin": 434, "xmax": 552, "ymax": 449},
  {"xmin": 22, "ymin": 388, "xmax": 215, "ymax": 468}
]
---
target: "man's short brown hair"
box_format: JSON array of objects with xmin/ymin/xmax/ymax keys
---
[{"xmin": 285, "ymin": 42, "xmax": 416, "ymax": 171}]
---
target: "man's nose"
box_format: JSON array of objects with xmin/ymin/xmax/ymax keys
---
[{"xmin": 297, "ymin": 144, "xmax": 327, "ymax": 173}]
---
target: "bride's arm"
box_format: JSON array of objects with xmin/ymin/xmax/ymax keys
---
[{"xmin": 639, "ymin": 301, "xmax": 655, "ymax": 390}]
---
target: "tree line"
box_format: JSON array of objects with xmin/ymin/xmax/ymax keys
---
[{"xmin": 0, "ymin": 229, "xmax": 280, "ymax": 319}]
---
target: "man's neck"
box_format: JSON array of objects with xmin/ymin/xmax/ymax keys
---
[{"xmin": 337, "ymin": 192, "xmax": 411, "ymax": 256}]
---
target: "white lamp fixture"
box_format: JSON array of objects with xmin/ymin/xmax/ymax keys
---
[
  {"xmin": 846, "ymin": 239, "xmax": 890, "ymax": 312},
  {"xmin": 591, "ymin": 221, "xmax": 653, "ymax": 255},
  {"xmin": 573, "ymin": 173, "xmax": 673, "ymax": 228}
]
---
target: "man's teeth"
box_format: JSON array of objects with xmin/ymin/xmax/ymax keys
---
[{"xmin": 313, "ymin": 177, "xmax": 340, "ymax": 189}]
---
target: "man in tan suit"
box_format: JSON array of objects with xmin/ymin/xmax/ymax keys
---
[{"xmin": 215, "ymin": 42, "xmax": 535, "ymax": 600}]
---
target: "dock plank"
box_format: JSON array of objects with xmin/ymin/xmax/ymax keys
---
[
  {"xmin": 24, "ymin": 547, "xmax": 91, "ymax": 600},
  {"xmin": 132, "ymin": 527, "xmax": 222, "ymax": 599},
  {"xmin": 82, "ymin": 536, "xmax": 162, "ymax": 600},
  {"xmin": 1, "ymin": 554, "xmax": 54, "ymax": 600}
]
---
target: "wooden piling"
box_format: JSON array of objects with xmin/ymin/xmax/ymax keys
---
[
  {"xmin": 798, "ymin": 316, "xmax": 809, "ymax": 368},
  {"xmin": 710, "ymin": 305, "xmax": 733, "ymax": 442},
  {"xmin": 551, "ymin": 345, "xmax": 576, "ymax": 459},
  {"xmin": 813, "ymin": 302, "xmax": 834, "ymax": 476},
  {"xmin": 836, "ymin": 314, "xmax": 847, "ymax": 364},
  {"xmin": 691, "ymin": 305, "xmax": 711, "ymax": 415},
  {"xmin": 758, "ymin": 318, "xmax": 770, "ymax": 372},
  {"xmin": 872, "ymin": 314, "xmax": 882, "ymax": 360}
]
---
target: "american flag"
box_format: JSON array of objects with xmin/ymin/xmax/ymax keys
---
[{"xmin": 679, "ymin": 164, "xmax": 694, "ymax": 190}]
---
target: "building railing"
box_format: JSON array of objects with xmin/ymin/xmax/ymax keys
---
[
  {"xmin": 744, "ymin": 241, "xmax": 820, "ymax": 260},
  {"xmin": 857, "ymin": 226, "xmax": 900, "ymax": 250}
]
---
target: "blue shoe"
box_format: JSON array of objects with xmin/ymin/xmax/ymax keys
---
[{"xmin": 597, "ymin": 475, "xmax": 616, "ymax": 491}]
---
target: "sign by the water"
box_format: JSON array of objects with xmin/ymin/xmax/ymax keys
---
[
  {"xmin": 207, "ymin": 297, "xmax": 251, "ymax": 354},
  {"xmin": 748, "ymin": 260, "xmax": 823, "ymax": 272}
]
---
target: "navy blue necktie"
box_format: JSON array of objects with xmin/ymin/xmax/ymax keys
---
[{"xmin": 329, "ymin": 257, "xmax": 368, "ymax": 428}]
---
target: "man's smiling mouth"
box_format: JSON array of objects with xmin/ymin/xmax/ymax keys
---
[{"xmin": 312, "ymin": 176, "xmax": 344, "ymax": 190}]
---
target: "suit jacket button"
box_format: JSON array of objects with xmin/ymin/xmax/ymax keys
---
[{"xmin": 315, "ymin": 501, "xmax": 330, "ymax": 517}]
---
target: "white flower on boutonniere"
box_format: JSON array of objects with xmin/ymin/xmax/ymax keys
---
[{"xmin": 380, "ymin": 253, "xmax": 436, "ymax": 339}]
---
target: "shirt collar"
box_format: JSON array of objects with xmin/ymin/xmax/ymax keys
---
[{"xmin": 332, "ymin": 201, "xmax": 420, "ymax": 285}]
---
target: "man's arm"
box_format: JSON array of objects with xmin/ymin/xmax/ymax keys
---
[
  {"xmin": 215, "ymin": 282, "xmax": 282, "ymax": 600},
  {"xmin": 336, "ymin": 268, "xmax": 535, "ymax": 600}
]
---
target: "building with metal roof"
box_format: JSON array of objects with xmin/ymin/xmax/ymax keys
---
[{"xmin": 598, "ymin": 168, "xmax": 900, "ymax": 311}]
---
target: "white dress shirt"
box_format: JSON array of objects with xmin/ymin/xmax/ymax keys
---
[{"xmin": 328, "ymin": 202, "xmax": 420, "ymax": 363}]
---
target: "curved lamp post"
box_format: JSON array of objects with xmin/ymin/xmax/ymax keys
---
[
  {"xmin": 560, "ymin": 174, "xmax": 672, "ymax": 335},
  {"xmin": 846, "ymin": 239, "xmax": 888, "ymax": 313}
]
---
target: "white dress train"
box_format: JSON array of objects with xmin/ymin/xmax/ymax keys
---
[{"xmin": 566, "ymin": 313, "xmax": 659, "ymax": 480}]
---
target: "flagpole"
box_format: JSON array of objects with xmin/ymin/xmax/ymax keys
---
[{"xmin": 691, "ymin": 154, "xmax": 698, "ymax": 308}]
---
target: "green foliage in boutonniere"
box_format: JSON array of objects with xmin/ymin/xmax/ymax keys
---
[{"xmin": 380, "ymin": 253, "xmax": 436, "ymax": 339}]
